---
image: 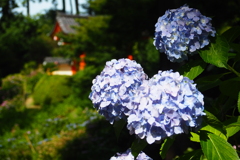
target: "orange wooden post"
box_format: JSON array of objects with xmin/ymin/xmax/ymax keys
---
[
  {"xmin": 71, "ymin": 60, "xmax": 77, "ymax": 75},
  {"xmin": 79, "ymin": 53, "xmax": 86, "ymax": 70},
  {"xmin": 128, "ymin": 55, "xmax": 133, "ymax": 60}
]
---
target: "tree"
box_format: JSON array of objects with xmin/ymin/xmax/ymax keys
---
[
  {"xmin": 26, "ymin": 0, "xmax": 29, "ymax": 16},
  {"xmin": 0, "ymin": 0, "xmax": 17, "ymax": 24},
  {"xmin": 62, "ymin": 0, "xmax": 65, "ymax": 12},
  {"xmin": 75, "ymin": 0, "xmax": 79, "ymax": 15},
  {"xmin": 0, "ymin": 12, "xmax": 56, "ymax": 79}
]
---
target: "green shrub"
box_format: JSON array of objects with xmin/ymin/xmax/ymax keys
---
[
  {"xmin": 0, "ymin": 74, "xmax": 24, "ymax": 102},
  {"xmin": 33, "ymin": 75, "xmax": 72, "ymax": 105},
  {"xmin": 69, "ymin": 66, "xmax": 100, "ymax": 108},
  {"xmin": 25, "ymin": 72, "xmax": 44, "ymax": 94}
]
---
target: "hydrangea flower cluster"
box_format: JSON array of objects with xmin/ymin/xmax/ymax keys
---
[
  {"xmin": 89, "ymin": 58, "xmax": 206, "ymax": 144},
  {"xmin": 153, "ymin": 5, "xmax": 216, "ymax": 62},
  {"xmin": 110, "ymin": 148, "xmax": 152, "ymax": 160},
  {"xmin": 89, "ymin": 58, "xmax": 147, "ymax": 124},
  {"xmin": 127, "ymin": 70, "xmax": 205, "ymax": 144}
]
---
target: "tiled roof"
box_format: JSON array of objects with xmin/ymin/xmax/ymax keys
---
[
  {"xmin": 43, "ymin": 57, "xmax": 72, "ymax": 65},
  {"xmin": 56, "ymin": 12, "xmax": 88, "ymax": 34}
]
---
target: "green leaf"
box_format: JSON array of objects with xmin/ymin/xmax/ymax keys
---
[
  {"xmin": 201, "ymin": 125, "xmax": 227, "ymax": 140},
  {"xmin": 221, "ymin": 26, "xmax": 240, "ymax": 43},
  {"xmin": 230, "ymin": 43, "xmax": 240, "ymax": 53},
  {"xmin": 195, "ymin": 74, "xmax": 226, "ymax": 92},
  {"xmin": 199, "ymin": 35, "xmax": 229, "ymax": 68},
  {"xmin": 159, "ymin": 137, "xmax": 175, "ymax": 159},
  {"xmin": 178, "ymin": 59, "xmax": 206, "ymax": 80},
  {"xmin": 131, "ymin": 138, "xmax": 148, "ymax": 158},
  {"xmin": 203, "ymin": 111, "xmax": 227, "ymax": 136},
  {"xmin": 238, "ymin": 92, "xmax": 240, "ymax": 113},
  {"xmin": 219, "ymin": 78, "xmax": 240, "ymax": 99},
  {"xmin": 227, "ymin": 122, "xmax": 240, "ymax": 127},
  {"xmin": 175, "ymin": 149, "xmax": 202, "ymax": 160},
  {"xmin": 113, "ymin": 119, "xmax": 126, "ymax": 140},
  {"xmin": 229, "ymin": 43, "xmax": 240, "ymax": 62},
  {"xmin": 190, "ymin": 132, "xmax": 200, "ymax": 142},
  {"xmin": 200, "ymin": 131, "xmax": 239, "ymax": 160},
  {"xmin": 224, "ymin": 116, "xmax": 240, "ymax": 138}
]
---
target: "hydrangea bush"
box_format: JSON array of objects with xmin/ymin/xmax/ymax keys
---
[
  {"xmin": 110, "ymin": 149, "xmax": 152, "ymax": 160},
  {"xmin": 153, "ymin": 5, "xmax": 216, "ymax": 62},
  {"xmin": 89, "ymin": 4, "xmax": 240, "ymax": 160}
]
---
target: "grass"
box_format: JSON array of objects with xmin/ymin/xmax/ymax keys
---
[{"xmin": 0, "ymin": 95, "xmax": 103, "ymax": 160}]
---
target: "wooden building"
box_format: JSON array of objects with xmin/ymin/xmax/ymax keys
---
[{"xmin": 46, "ymin": 12, "xmax": 88, "ymax": 75}]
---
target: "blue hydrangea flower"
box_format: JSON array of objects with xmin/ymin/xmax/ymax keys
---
[
  {"xmin": 89, "ymin": 58, "xmax": 147, "ymax": 124},
  {"xmin": 153, "ymin": 5, "xmax": 216, "ymax": 62},
  {"xmin": 110, "ymin": 148, "xmax": 152, "ymax": 160},
  {"xmin": 127, "ymin": 70, "xmax": 205, "ymax": 144}
]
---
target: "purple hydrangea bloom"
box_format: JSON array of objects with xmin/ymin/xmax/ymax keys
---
[
  {"xmin": 154, "ymin": 5, "xmax": 216, "ymax": 62},
  {"xmin": 89, "ymin": 58, "xmax": 147, "ymax": 124},
  {"xmin": 127, "ymin": 70, "xmax": 205, "ymax": 144},
  {"xmin": 110, "ymin": 148, "xmax": 152, "ymax": 160}
]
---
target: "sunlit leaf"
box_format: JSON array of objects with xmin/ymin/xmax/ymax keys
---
[
  {"xmin": 199, "ymin": 36, "xmax": 229, "ymax": 68},
  {"xmin": 200, "ymin": 131, "xmax": 239, "ymax": 160},
  {"xmin": 203, "ymin": 110, "xmax": 227, "ymax": 136},
  {"xmin": 223, "ymin": 116, "xmax": 240, "ymax": 138},
  {"xmin": 190, "ymin": 132, "xmax": 200, "ymax": 142},
  {"xmin": 201, "ymin": 125, "xmax": 227, "ymax": 140},
  {"xmin": 160, "ymin": 137, "xmax": 175, "ymax": 159},
  {"xmin": 178, "ymin": 59, "xmax": 206, "ymax": 80},
  {"xmin": 226, "ymin": 121, "xmax": 240, "ymax": 138},
  {"xmin": 238, "ymin": 92, "xmax": 240, "ymax": 113}
]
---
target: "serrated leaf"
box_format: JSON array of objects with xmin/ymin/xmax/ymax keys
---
[
  {"xmin": 200, "ymin": 131, "xmax": 239, "ymax": 160},
  {"xmin": 195, "ymin": 74, "xmax": 226, "ymax": 92},
  {"xmin": 178, "ymin": 59, "xmax": 206, "ymax": 80},
  {"xmin": 227, "ymin": 122, "xmax": 240, "ymax": 127},
  {"xmin": 223, "ymin": 116, "xmax": 240, "ymax": 138},
  {"xmin": 131, "ymin": 138, "xmax": 148, "ymax": 158},
  {"xmin": 160, "ymin": 137, "xmax": 175, "ymax": 159},
  {"xmin": 221, "ymin": 26, "xmax": 240, "ymax": 43},
  {"xmin": 201, "ymin": 125, "xmax": 227, "ymax": 140},
  {"xmin": 175, "ymin": 149, "xmax": 202, "ymax": 160},
  {"xmin": 226, "ymin": 121, "xmax": 240, "ymax": 138},
  {"xmin": 238, "ymin": 92, "xmax": 240, "ymax": 113},
  {"xmin": 113, "ymin": 119, "xmax": 126, "ymax": 140},
  {"xmin": 203, "ymin": 110, "xmax": 227, "ymax": 136},
  {"xmin": 219, "ymin": 78, "xmax": 240, "ymax": 99},
  {"xmin": 199, "ymin": 36, "xmax": 229, "ymax": 68},
  {"xmin": 190, "ymin": 132, "xmax": 200, "ymax": 142}
]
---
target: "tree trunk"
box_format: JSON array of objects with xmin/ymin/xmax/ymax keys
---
[
  {"xmin": 62, "ymin": 0, "xmax": 65, "ymax": 13},
  {"xmin": 0, "ymin": 0, "xmax": 14, "ymax": 22},
  {"xmin": 75, "ymin": 0, "xmax": 79, "ymax": 15},
  {"xmin": 27, "ymin": 0, "xmax": 30, "ymax": 16}
]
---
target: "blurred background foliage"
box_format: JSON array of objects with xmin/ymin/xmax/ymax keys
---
[{"xmin": 0, "ymin": 0, "xmax": 240, "ymax": 159}]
